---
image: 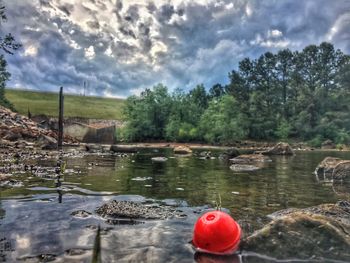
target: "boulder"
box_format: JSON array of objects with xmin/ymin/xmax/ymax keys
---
[
  {"xmin": 262, "ymin": 142, "xmax": 294, "ymax": 155},
  {"xmin": 321, "ymin": 139, "xmax": 336, "ymax": 149},
  {"xmin": 173, "ymin": 145, "xmax": 192, "ymax": 155},
  {"xmin": 230, "ymin": 154, "xmax": 271, "ymax": 164},
  {"xmin": 219, "ymin": 148, "xmax": 240, "ymax": 160},
  {"xmin": 242, "ymin": 201, "xmax": 350, "ymax": 261},
  {"xmin": 332, "ymin": 161, "xmax": 350, "ymax": 181},
  {"xmin": 314, "ymin": 157, "xmax": 343, "ymax": 177},
  {"xmin": 37, "ymin": 135, "xmax": 57, "ymax": 150},
  {"xmin": 110, "ymin": 145, "xmax": 137, "ymax": 153}
]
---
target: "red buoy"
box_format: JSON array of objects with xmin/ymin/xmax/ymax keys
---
[{"xmin": 192, "ymin": 211, "xmax": 241, "ymax": 254}]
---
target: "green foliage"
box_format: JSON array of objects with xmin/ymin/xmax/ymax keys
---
[
  {"xmin": 275, "ymin": 119, "xmax": 292, "ymax": 140},
  {"xmin": 122, "ymin": 84, "xmax": 172, "ymax": 141},
  {"xmin": 308, "ymin": 135, "xmax": 324, "ymax": 148},
  {"xmin": 122, "ymin": 42, "xmax": 350, "ymax": 145},
  {"xmin": 0, "ymin": 2, "xmax": 20, "ymax": 110},
  {"xmin": 199, "ymin": 95, "xmax": 248, "ymax": 144},
  {"xmin": 335, "ymin": 129, "xmax": 350, "ymax": 144}
]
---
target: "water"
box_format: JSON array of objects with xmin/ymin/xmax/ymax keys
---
[{"xmin": 1, "ymin": 149, "xmax": 350, "ymax": 262}]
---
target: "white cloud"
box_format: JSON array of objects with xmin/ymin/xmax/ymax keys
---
[
  {"xmin": 24, "ymin": 45, "xmax": 38, "ymax": 57},
  {"xmin": 84, "ymin": 45, "xmax": 95, "ymax": 59},
  {"xmin": 268, "ymin": 29, "xmax": 283, "ymax": 38}
]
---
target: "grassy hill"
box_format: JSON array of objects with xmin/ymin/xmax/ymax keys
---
[{"xmin": 5, "ymin": 89, "xmax": 125, "ymax": 120}]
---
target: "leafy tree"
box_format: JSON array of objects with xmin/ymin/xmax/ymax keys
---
[
  {"xmin": 122, "ymin": 84, "xmax": 172, "ymax": 141},
  {"xmin": 208, "ymin": 83, "xmax": 225, "ymax": 99},
  {"xmin": 0, "ymin": 2, "xmax": 21, "ymax": 110},
  {"xmin": 199, "ymin": 95, "xmax": 248, "ymax": 144}
]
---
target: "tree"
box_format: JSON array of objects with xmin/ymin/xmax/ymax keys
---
[
  {"xmin": 199, "ymin": 95, "xmax": 248, "ymax": 144},
  {"xmin": 122, "ymin": 84, "xmax": 172, "ymax": 141},
  {"xmin": 0, "ymin": 2, "xmax": 21, "ymax": 110}
]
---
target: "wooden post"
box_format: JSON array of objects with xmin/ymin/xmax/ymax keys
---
[{"xmin": 58, "ymin": 87, "xmax": 64, "ymax": 149}]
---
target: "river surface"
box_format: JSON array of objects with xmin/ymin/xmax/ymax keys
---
[{"xmin": 1, "ymin": 149, "xmax": 350, "ymax": 262}]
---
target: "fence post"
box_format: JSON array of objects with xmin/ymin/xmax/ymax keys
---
[{"xmin": 58, "ymin": 87, "xmax": 64, "ymax": 149}]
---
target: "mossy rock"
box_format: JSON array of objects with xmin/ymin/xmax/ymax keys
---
[{"xmin": 242, "ymin": 201, "xmax": 350, "ymax": 261}]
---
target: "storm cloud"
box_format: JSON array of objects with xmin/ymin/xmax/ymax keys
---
[{"xmin": 2, "ymin": 0, "xmax": 350, "ymax": 97}]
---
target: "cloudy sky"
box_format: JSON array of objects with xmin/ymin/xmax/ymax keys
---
[{"xmin": 2, "ymin": 0, "xmax": 350, "ymax": 98}]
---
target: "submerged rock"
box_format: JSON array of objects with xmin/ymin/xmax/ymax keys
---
[
  {"xmin": 173, "ymin": 146, "xmax": 192, "ymax": 155},
  {"xmin": 199, "ymin": 151, "xmax": 211, "ymax": 159},
  {"xmin": 230, "ymin": 164, "xmax": 260, "ymax": 172},
  {"xmin": 262, "ymin": 142, "xmax": 294, "ymax": 155},
  {"xmin": 230, "ymin": 154, "xmax": 271, "ymax": 164},
  {"xmin": 110, "ymin": 145, "xmax": 137, "ymax": 153},
  {"xmin": 151, "ymin": 157, "xmax": 168, "ymax": 162},
  {"xmin": 219, "ymin": 148, "xmax": 240, "ymax": 160},
  {"xmin": 314, "ymin": 157, "xmax": 343, "ymax": 177},
  {"xmin": 71, "ymin": 210, "xmax": 92, "ymax": 218},
  {"xmin": 242, "ymin": 201, "xmax": 350, "ymax": 261},
  {"xmin": 96, "ymin": 200, "xmax": 186, "ymax": 220}
]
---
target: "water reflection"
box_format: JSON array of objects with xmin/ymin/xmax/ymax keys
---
[
  {"xmin": 194, "ymin": 252, "xmax": 241, "ymax": 263},
  {"xmin": 1, "ymin": 150, "xmax": 350, "ymax": 262}
]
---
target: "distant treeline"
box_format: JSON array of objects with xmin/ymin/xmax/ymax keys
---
[{"xmin": 121, "ymin": 42, "xmax": 350, "ymax": 146}]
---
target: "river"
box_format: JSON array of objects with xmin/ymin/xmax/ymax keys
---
[{"xmin": 1, "ymin": 149, "xmax": 349, "ymax": 262}]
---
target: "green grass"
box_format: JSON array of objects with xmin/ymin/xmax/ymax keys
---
[{"xmin": 5, "ymin": 89, "xmax": 125, "ymax": 120}]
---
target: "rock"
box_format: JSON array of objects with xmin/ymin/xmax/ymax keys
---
[
  {"xmin": 199, "ymin": 151, "xmax": 211, "ymax": 159},
  {"xmin": 3, "ymin": 130, "xmax": 22, "ymax": 141},
  {"xmin": 85, "ymin": 143, "xmax": 102, "ymax": 152},
  {"xmin": 173, "ymin": 146, "xmax": 192, "ymax": 155},
  {"xmin": 230, "ymin": 154, "xmax": 271, "ymax": 164},
  {"xmin": 0, "ymin": 106, "xmax": 77, "ymax": 148},
  {"xmin": 110, "ymin": 145, "xmax": 137, "ymax": 153},
  {"xmin": 96, "ymin": 200, "xmax": 186, "ymax": 220},
  {"xmin": 229, "ymin": 164, "xmax": 260, "ymax": 172},
  {"xmin": 219, "ymin": 148, "xmax": 240, "ymax": 160},
  {"xmin": 321, "ymin": 139, "xmax": 336, "ymax": 149},
  {"xmin": 314, "ymin": 157, "xmax": 343, "ymax": 177},
  {"xmin": 71, "ymin": 210, "xmax": 92, "ymax": 218},
  {"xmin": 242, "ymin": 201, "xmax": 350, "ymax": 261},
  {"xmin": 332, "ymin": 161, "xmax": 350, "ymax": 181},
  {"xmin": 37, "ymin": 135, "xmax": 57, "ymax": 150},
  {"xmin": 262, "ymin": 142, "xmax": 294, "ymax": 155},
  {"xmin": 0, "ymin": 179, "xmax": 24, "ymax": 188},
  {"xmin": 151, "ymin": 157, "xmax": 168, "ymax": 162}
]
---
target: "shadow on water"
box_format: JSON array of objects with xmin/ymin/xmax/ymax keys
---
[{"xmin": 0, "ymin": 149, "xmax": 350, "ymax": 262}]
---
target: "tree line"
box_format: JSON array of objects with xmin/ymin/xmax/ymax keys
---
[{"xmin": 121, "ymin": 42, "xmax": 350, "ymax": 146}]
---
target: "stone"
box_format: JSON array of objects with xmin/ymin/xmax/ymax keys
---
[
  {"xmin": 321, "ymin": 139, "xmax": 336, "ymax": 149},
  {"xmin": 110, "ymin": 145, "xmax": 137, "ymax": 153},
  {"xmin": 230, "ymin": 154, "xmax": 271, "ymax": 164},
  {"xmin": 332, "ymin": 161, "xmax": 350, "ymax": 181},
  {"xmin": 242, "ymin": 201, "xmax": 350, "ymax": 261},
  {"xmin": 314, "ymin": 157, "xmax": 343, "ymax": 177},
  {"xmin": 219, "ymin": 148, "xmax": 240, "ymax": 160},
  {"xmin": 174, "ymin": 145, "xmax": 192, "ymax": 154},
  {"xmin": 262, "ymin": 142, "xmax": 294, "ymax": 155},
  {"xmin": 151, "ymin": 157, "xmax": 168, "ymax": 162},
  {"xmin": 229, "ymin": 164, "xmax": 260, "ymax": 172},
  {"xmin": 71, "ymin": 210, "xmax": 92, "ymax": 218},
  {"xmin": 173, "ymin": 146, "xmax": 192, "ymax": 154},
  {"xmin": 37, "ymin": 135, "xmax": 57, "ymax": 150},
  {"xmin": 96, "ymin": 200, "xmax": 186, "ymax": 220}
]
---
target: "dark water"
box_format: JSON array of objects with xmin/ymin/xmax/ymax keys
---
[{"xmin": 1, "ymin": 149, "xmax": 350, "ymax": 262}]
